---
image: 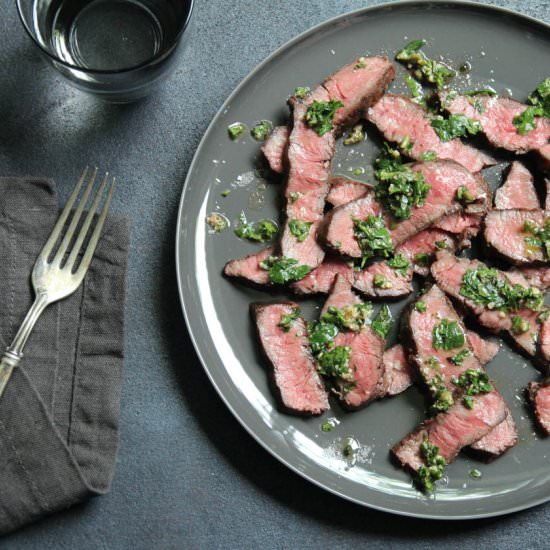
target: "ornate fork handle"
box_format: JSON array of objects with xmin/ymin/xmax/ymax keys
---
[{"xmin": 0, "ymin": 293, "xmax": 49, "ymax": 398}]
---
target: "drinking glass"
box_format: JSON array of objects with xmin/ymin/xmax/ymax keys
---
[{"xmin": 16, "ymin": 0, "xmax": 194, "ymax": 102}]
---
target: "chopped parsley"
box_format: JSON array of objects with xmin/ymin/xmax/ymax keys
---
[
  {"xmin": 415, "ymin": 301, "xmax": 427, "ymax": 313},
  {"xmin": 371, "ymin": 305, "xmax": 393, "ymax": 339},
  {"xmin": 419, "ymin": 150, "xmax": 437, "ymax": 161},
  {"xmin": 354, "ymin": 57, "xmax": 368, "ymax": 69},
  {"xmin": 416, "ymin": 436, "xmax": 447, "ymax": 492},
  {"xmin": 288, "ymin": 191, "xmax": 302, "ymax": 203},
  {"xmin": 523, "ymin": 218, "xmax": 550, "ymax": 258},
  {"xmin": 404, "ymin": 74, "xmax": 424, "ymax": 102},
  {"xmin": 374, "ymin": 274, "xmax": 392, "ymax": 289},
  {"xmin": 435, "ymin": 240, "xmax": 448, "ymax": 250},
  {"xmin": 511, "ymin": 315, "xmax": 529, "ymax": 335},
  {"xmin": 452, "ymin": 369, "xmax": 492, "ymax": 409},
  {"xmin": 387, "ymin": 253, "xmax": 411, "ymax": 277},
  {"xmin": 538, "ymin": 309, "xmax": 550, "ymax": 324},
  {"xmin": 429, "ymin": 376, "xmax": 454, "ymax": 414},
  {"xmin": 221, "ymin": 189, "xmax": 231, "ymax": 197},
  {"xmin": 250, "ymin": 120, "xmax": 273, "ymax": 141},
  {"xmin": 353, "ymin": 215, "xmax": 394, "ymax": 265},
  {"xmin": 227, "ymin": 122, "xmax": 246, "ymax": 140},
  {"xmin": 308, "ymin": 320, "xmax": 353, "ymax": 380},
  {"xmin": 206, "ymin": 213, "xmax": 229, "ymax": 233},
  {"xmin": 469, "ymin": 468, "xmax": 482, "ymax": 479},
  {"xmin": 259, "ymin": 256, "xmax": 311, "ymax": 284},
  {"xmin": 513, "ymin": 77, "xmax": 550, "ymax": 135},
  {"xmin": 396, "ymin": 39, "xmax": 455, "ymax": 89},
  {"xmin": 322, "ymin": 303, "xmax": 373, "ymax": 333},
  {"xmin": 431, "ymin": 114, "xmax": 481, "ymax": 141},
  {"xmin": 463, "ymin": 89, "xmax": 497, "ymax": 97},
  {"xmin": 432, "ymin": 319, "xmax": 465, "ymax": 351},
  {"xmin": 449, "ymin": 349, "xmax": 470, "ymax": 366},
  {"xmin": 456, "ymin": 185, "xmax": 475, "ymax": 204},
  {"xmin": 294, "ymin": 86, "xmax": 311, "ymax": 99},
  {"xmin": 321, "ymin": 421, "xmax": 335, "ymax": 432},
  {"xmin": 459, "ymin": 267, "xmax": 544, "ymax": 313},
  {"xmin": 279, "ymin": 308, "xmax": 300, "ymax": 332},
  {"xmin": 374, "ymin": 143, "xmax": 430, "ymax": 220},
  {"xmin": 343, "ymin": 124, "xmax": 365, "ymax": 145},
  {"xmin": 304, "ymin": 99, "xmax": 344, "ymax": 136},
  {"xmin": 234, "ymin": 212, "xmax": 278, "ymax": 242},
  {"xmin": 288, "ymin": 219, "xmax": 313, "ymax": 242}
]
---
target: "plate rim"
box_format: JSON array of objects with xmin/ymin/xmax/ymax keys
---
[{"xmin": 175, "ymin": 0, "xmax": 550, "ymax": 520}]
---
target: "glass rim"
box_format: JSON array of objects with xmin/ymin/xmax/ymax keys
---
[{"xmin": 15, "ymin": 0, "xmax": 195, "ymax": 74}]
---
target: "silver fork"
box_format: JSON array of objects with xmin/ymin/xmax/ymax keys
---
[{"xmin": 0, "ymin": 167, "xmax": 116, "ymax": 398}]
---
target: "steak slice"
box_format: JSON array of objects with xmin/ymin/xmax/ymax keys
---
[
  {"xmin": 537, "ymin": 314, "xmax": 550, "ymax": 367},
  {"xmin": 379, "ymin": 331, "xmax": 500, "ymax": 399},
  {"xmin": 469, "ymin": 411, "xmax": 518, "ymax": 457},
  {"xmin": 431, "ymin": 252, "xmax": 543, "ymax": 357},
  {"xmin": 327, "ymin": 177, "xmax": 371, "ymax": 207},
  {"xmin": 223, "ymin": 246, "xmax": 275, "ymax": 286},
  {"xmin": 546, "ymin": 178, "xmax": 550, "ymax": 209},
  {"xmin": 494, "ymin": 162, "xmax": 539, "ymax": 210},
  {"xmin": 367, "ymin": 95, "xmax": 495, "ymax": 173},
  {"xmin": 321, "ymin": 160, "xmax": 489, "ymax": 258},
  {"xmin": 281, "ymin": 57, "xmax": 395, "ymax": 272},
  {"xmin": 290, "ymin": 256, "xmax": 353, "ymax": 295},
  {"xmin": 406, "ymin": 285, "xmax": 517, "ymax": 458},
  {"xmin": 252, "ymin": 302, "xmax": 329, "ymax": 415},
  {"xmin": 528, "ymin": 380, "xmax": 550, "ymax": 435},
  {"xmin": 484, "ymin": 209, "xmax": 550, "ymax": 266},
  {"xmin": 261, "ymin": 125, "xmax": 289, "ymax": 174},
  {"xmin": 509, "ymin": 266, "xmax": 550, "ymax": 291},
  {"xmin": 320, "ymin": 276, "xmax": 385, "ymax": 409},
  {"xmin": 442, "ymin": 92, "xmax": 550, "ymax": 154},
  {"xmin": 392, "ymin": 390, "xmax": 507, "ymax": 471},
  {"xmin": 353, "ymin": 259, "xmax": 413, "ymax": 299},
  {"xmin": 380, "ymin": 344, "xmax": 417, "ymax": 396},
  {"xmin": 431, "ymin": 213, "xmax": 482, "ymax": 250}
]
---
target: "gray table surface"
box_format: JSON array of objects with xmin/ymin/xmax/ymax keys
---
[{"xmin": 1, "ymin": 0, "xmax": 549, "ymax": 548}]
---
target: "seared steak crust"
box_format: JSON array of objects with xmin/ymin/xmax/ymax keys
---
[{"xmin": 528, "ymin": 380, "xmax": 550, "ymax": 435}]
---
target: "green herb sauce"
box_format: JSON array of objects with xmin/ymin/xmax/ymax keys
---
[
  {"xmin": 279, "ymin": 308, "xmax": 300, "ymax": 332},
  {"xmin": 259, "ymin": 256, "xmax": 312, "ymax": 284},
  {"xmin": 227, "ymin": 122, "xmax": 246, "ymax": 140},
  {"xmin": 452, "ymin": 369, "xmax": 492, "ymax": 409},
  {"xmin": 234, "ymin": 211, "xmax": 278, "ymax": 243},
  {"xmin": 206, "ymin": 213, "xmax": 229, "ymax": 233},
  {"xmin": 513, "ymin": 78, "xmax": 550, "ymax": 135},
  {"xmin": 353, "ymin": 215, "xmax": 394, "ymax": 265},
  {"xmin": 288, "ymin": 219, "xmax": 313, "ymax": 242},
  {"xmin": 371, "ymin": 305, "xmax": 393, "ymax": 339},
  {"xmin": 416, "ymin": 436, "xmax": 447, "ymax": 492},
  {"xmin": 431, "ymin": 114, "xmax": 481, "ymax": 142},
  {"xmin": 432, "ymin": 319, "xmax": 465, "ymax": 351},
  {"xmin": 304, "ymin": 99, "xmax": 344, "ymax": 136},
  {"xmin": 250, "ymin": 120, "xmax": 273, "ymax": 141},
  {"xmin": 343, "ymin": 124, "xmax": 365, "ymax": 146},
  {"xmin": 387, "ymin": 253, "xmax": 411, "ymax": 277}
]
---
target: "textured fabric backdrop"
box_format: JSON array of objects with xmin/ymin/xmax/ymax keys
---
[{"xmin": 1, "ymin": 0, "xmax": 549, "ymax": 548}]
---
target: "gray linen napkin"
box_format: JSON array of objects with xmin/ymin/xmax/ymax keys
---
[{"xmin": 0, "ymin": 177, "xmax": 129, "ymax": 535}]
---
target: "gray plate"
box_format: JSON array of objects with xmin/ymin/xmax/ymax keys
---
[{"xmin": 176, "ymin": 1, "xmax": 550, "ymax": 519}]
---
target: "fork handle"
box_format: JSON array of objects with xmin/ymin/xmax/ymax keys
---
[{"xmin": 0, "ymin": 352, "xmax": 21, "ymax": 399}]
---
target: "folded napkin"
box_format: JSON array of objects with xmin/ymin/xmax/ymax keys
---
[{"xmin": 0, "ymin": 177, "xmax": 129, "ymax": 535}]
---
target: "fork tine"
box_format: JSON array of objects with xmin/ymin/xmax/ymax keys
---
[
  {"xmin": 52, "ymin": 167, "xmax": 98, "ymax": 266},
  {"xmin": 39, "ymin": 167, "xmax": 92, "ymax": 260},
  {"xmin": 67, "ymin": 175, "xmax": 115, "ymax": 276}
]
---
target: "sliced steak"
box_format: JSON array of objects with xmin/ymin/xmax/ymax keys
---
[
  {"xmin": 252, "ymin": 302, "xmax": 329, "ymax": 415},
  {"xmin": 380, "ymin": 344, "xmax": 417, "ymax": 396},
  {"xmin": 392, "ymin": 390, "xmax": 507, "ymax": 471},
  {"xmin": 290, "ymin": 256, "xmax": 353, "ymax": 295},
  {"xmin": 443, "ymin": 92, "xmax": 550, "ymax": 154},
  {"xmin": 406, "ymin": 285, "xmax": 517, "ymax": 458},
  {"xmin": 528, "ymin": 380, "xmax": 550, "ymax": 435},
  {"xmin": 261, "ymin": 125, "xmax": 289, "ymax": 174},
  {"xmin": 379, "ymin": 331, "xmax": 500, "ymax": 399},
  {"xmin": 327, "ymin": 177, "xmax": 371, "ymax": 207},
  {"xmin": 353, "ymin": 259, "xmax": 413, "ymax": 299},
  {"xmin": 431, "ymin": 252, "xmax": 543, "ymax": 357},
  {"xmin": 321, "ymin": 273, "xmax": 361, "ymax": 315},
  {"xmin": 431, "ymin": 212, "xmax": 482, "ymax": 249},
  {"xmin": 469, "ymin": 411, "xmax": 519, "ymax": 458},
  {"xmin": 494, "ymin": 162, "xmax": 539, "ymax": 210},
  {"xmin": 484, "ymin": 209, "xmax": 549, "ymax": 265},
  {"xmin": 397, "ymin": 228, "xmax": 456, "ymax": 276},
  {"xmin": 321, "ymin": 276, "xmax": 385, "ymax": 410},
  {"xmin": 223, "ymin": 246, "xmax": 275, "ymax": 286},
  {"xmin": 321, "ymin": 160, "xmax": 489, "ymax": 258},
  {"xmin": 367, "ymin": 95, "xmax": 495, "ymax": 173},
  {"xmin": 282, "ymin": 57, "xmax": 395, "ymax": 272},
  {"xmin": 509, "ymin": 266, "xmax": 550, "ymax": 291},
  {"xmin": 546, "ymin": 178, "xmax": 550, "ymax": 209}
]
